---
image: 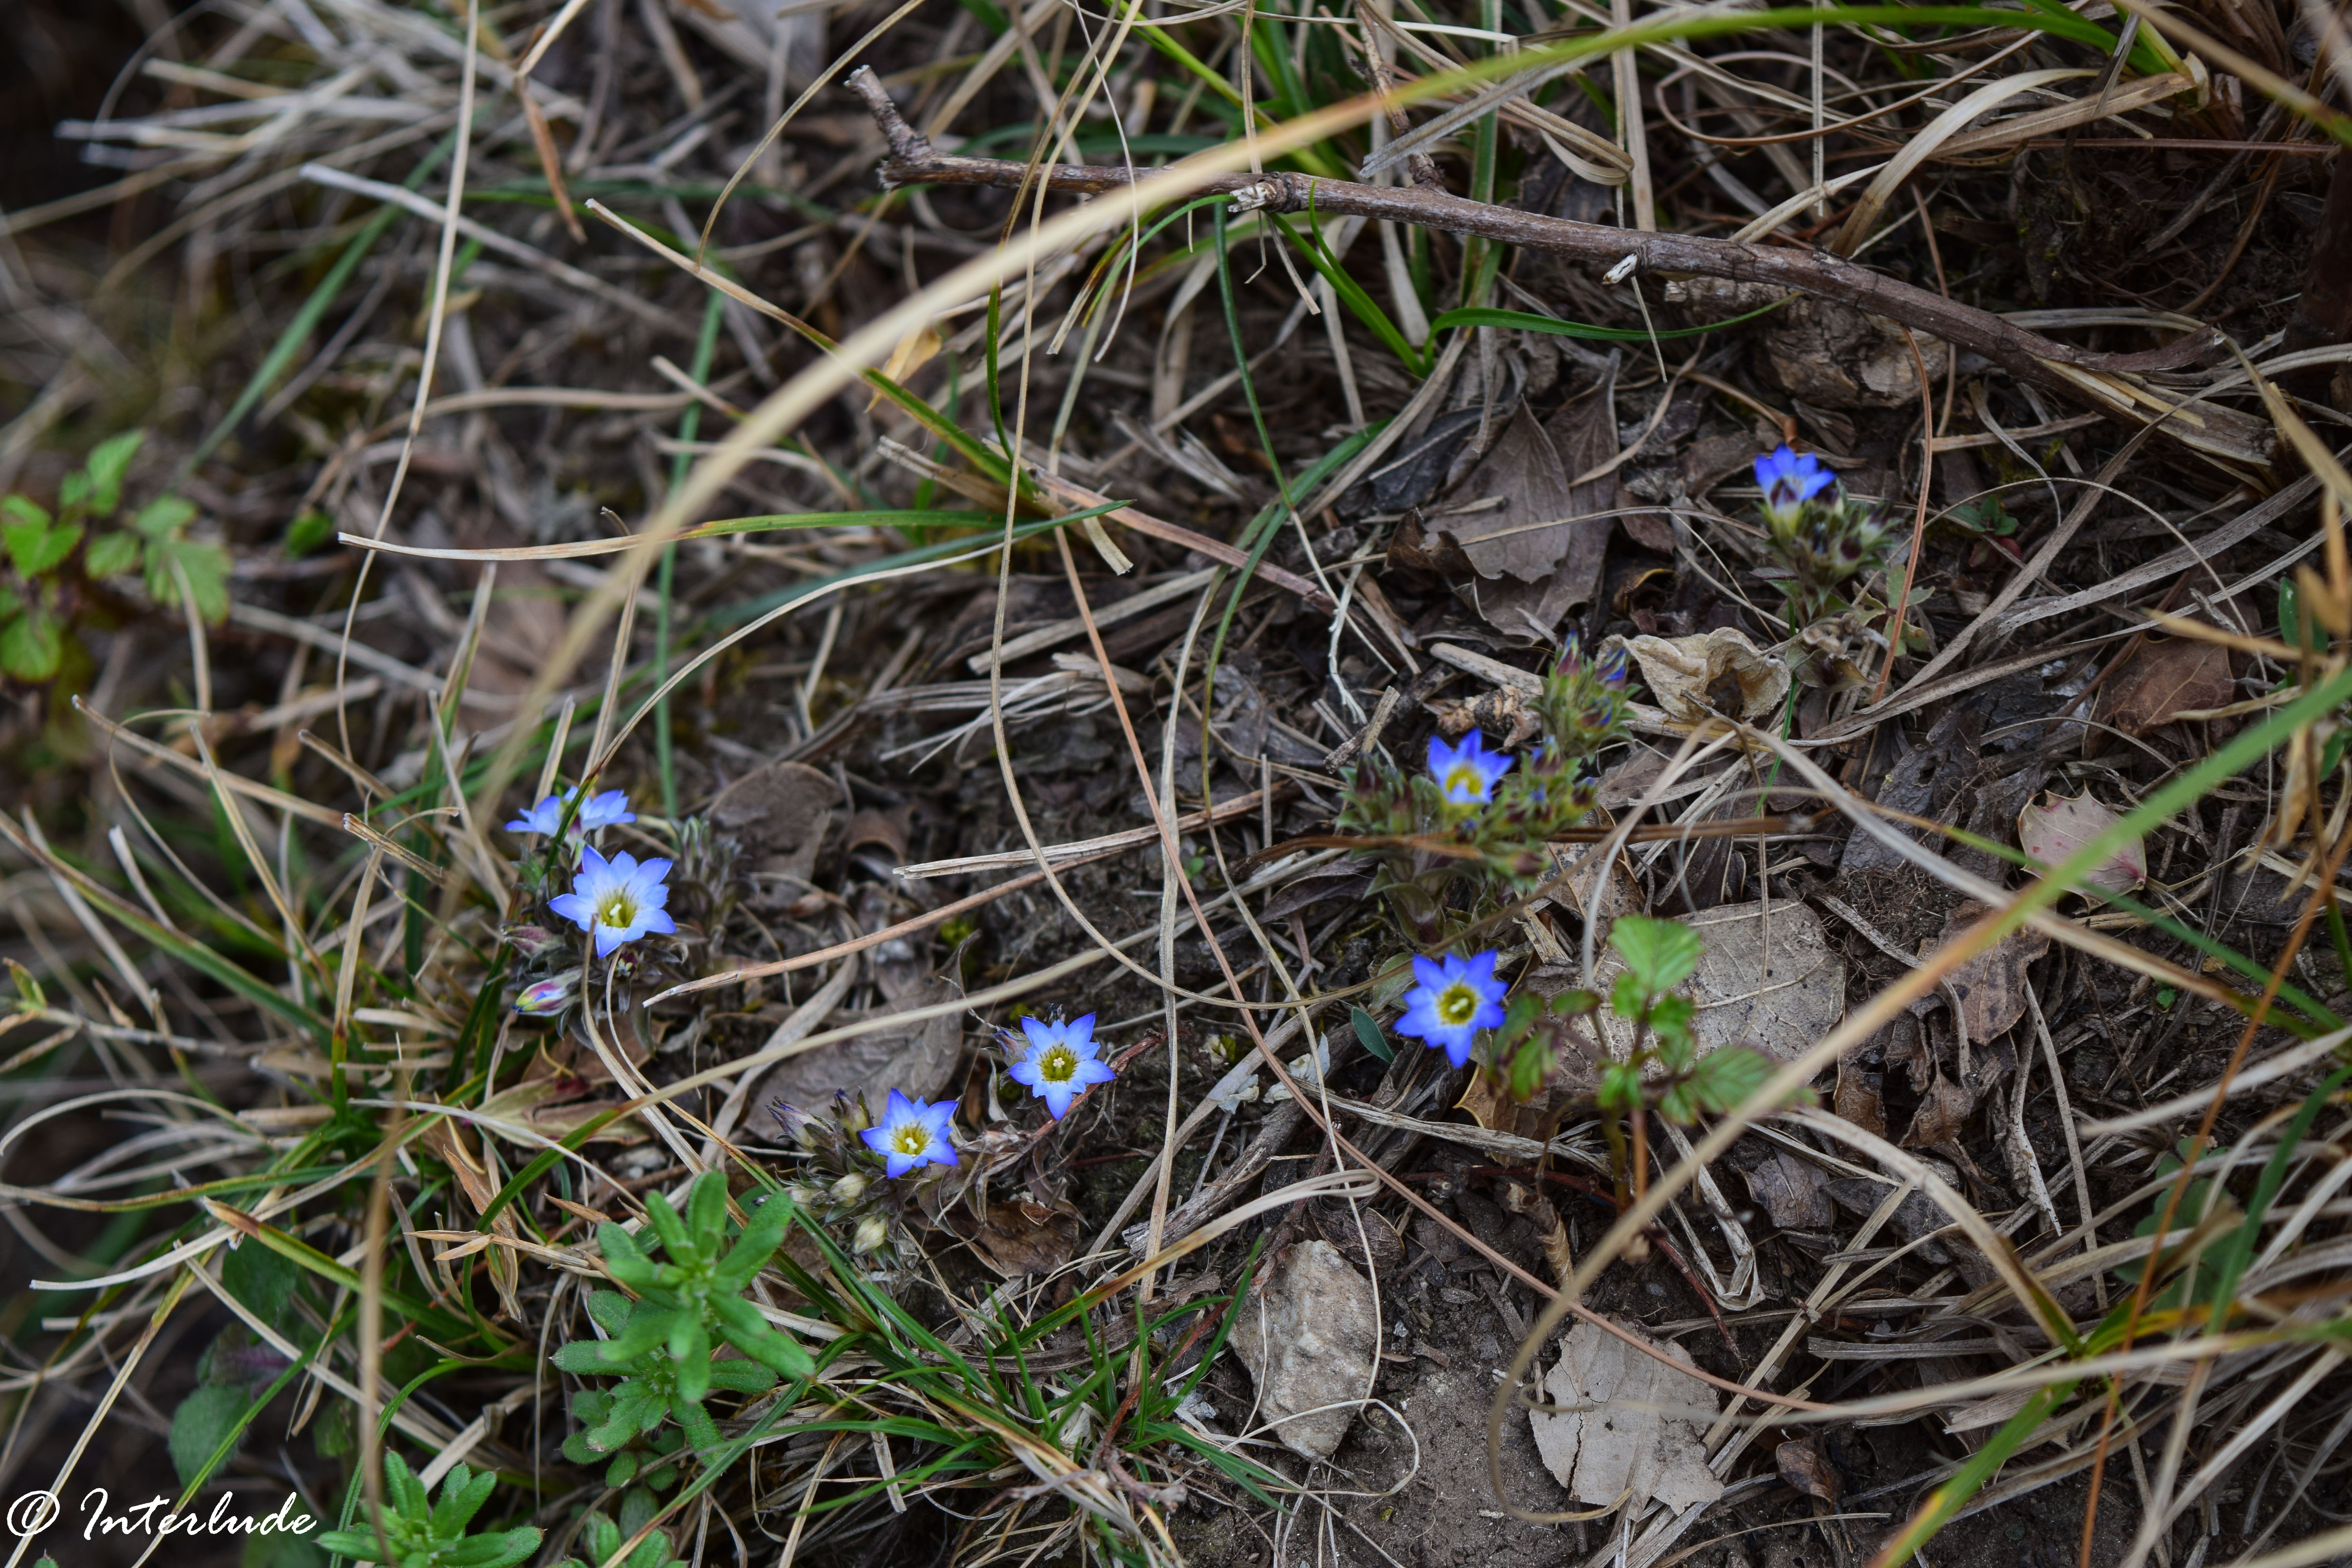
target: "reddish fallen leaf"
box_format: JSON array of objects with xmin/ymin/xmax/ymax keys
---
[{"xmin": 2018, "ymin": 790, "xmax": 2146, "ymax": 900}]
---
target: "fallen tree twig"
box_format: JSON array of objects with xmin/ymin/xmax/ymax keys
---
[{"xmin": 843, "ymin": 66, "xmax": 2270, "ymax": 465}]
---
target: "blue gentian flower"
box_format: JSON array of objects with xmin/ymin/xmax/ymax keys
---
[
  {"xmin": 547, "ymin": 845, "xmax": 677, "ymax": 957},
  {"xmin": 1395, "ymin": 950, "xmax": 1508, "ymax": 1068},
  {"xmin": 1754, "ymin": 445, "xmax": 1835, "ymax": 526},
  {"xmin": 860, "ymin": 1089, "xmax": 959, "ymax": 1176},
  {"xmin": 505, "ymin": 786, "xmax": 637, "ymax": 837},
  {"xmin": 505, "ymin": 795, "xmax": 565, "ymax": 836},
  {"xmin": 1429, "ymin": 730, "xmax": 1513, "ymax": 805},
  {"xmin": 1007, "ymin": 1013, "xmax": 1116, "ymax": 1120}
]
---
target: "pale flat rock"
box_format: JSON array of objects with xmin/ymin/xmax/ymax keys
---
[
  {"xmin": 1231, "ymin": 1240, "xmax": 1381, "ymax": 1460},
  {"xmin": 1596, "ymin": 900, "xmax": 1845, "ymax": 1065},
  {"xmin": 1530, "ymin": 1318, "xmax": 1724, "ymax": 1515}
]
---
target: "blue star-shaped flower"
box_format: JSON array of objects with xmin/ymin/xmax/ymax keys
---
[
  {"xmin": 546, "ymin": 845, "xmax": 678, "ymax": 957},
  {"xmin": 504, "ymin": 786, "xmax": 637, "ymax": 837},
  {"xmin": 1754, "ymin": 445, "xmax": 1835, "ymax": 526},
  {"xmin": 1394, "ymin": 950, "xmax": 1508, "ymax": 1068},
  {"xmin": 1007, "ymin": 1013, "xmax": 1116, "ymax": 1120},
  {"xmin": 1428, "ymin": 730, "xmax": 1513, "ymax": 805},
  {"xmin": 860, "ymin": 1089, "xmax": 960, "ymax": 1177}
]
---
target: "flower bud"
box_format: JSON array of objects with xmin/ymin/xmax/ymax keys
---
[
  {"xmin": 831, "ymin": 1171, "xmax": 870, "ymax": 1203},
  {"xmin": 514, "ymin": 974, "xmax": 578, "ymax": 1014},
  {"xmin": 852, "ymin": 1215, "xmax": 890, "ymax": 1254}
]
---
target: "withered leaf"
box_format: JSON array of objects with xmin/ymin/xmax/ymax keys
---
[
  {"xmin": 2095, "ymin": 636, "xmax": 2234, "ymax": 737},
  {"xmin": 1743, "ymin": 1150, "xmax": 1837, "ymax": 1231},
  {"xmin": 1595, "ymin": 900, "xmax": 1845, "ymax": 1065},
  {"xmin": 1775, "ymin": 1435, "xmax": 1845, "ymax": 1503},
  {"xmin": 1531, "ymin": 1318, "xmax": 1724, "ymax": 1515},
  {"xmin": 1441, "ymin": 393, "xmax": 1613, "ymax": 634},
  {"xmin": 2017, "ymin": 791, "xmax": 2145, "ymax": 899},
  {"xmin": 1616, "ymin": 628, "xmax": 1791, "ymax": 724},
  {"xmin": 1930, "ymin": 900, "xmax": 2049, "ymax": 1044},
  {"xmin": 966, "ymin": 1200, "xmax": 1079, "ymax": 1278},
  {"xmin": 1902, "ymin": 1071, "xmax": 1977, "ymax": 1149}
]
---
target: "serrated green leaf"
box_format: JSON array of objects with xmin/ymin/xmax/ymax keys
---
[
  {"xmin": 131, "ymin": 493, "xmax": 197, "ymax": 540},
  {"xmin": 0, "ymin": 602, "xmax": 63, "ymax": 681},
  {"xmin": 83, "ymin": 430, "xmax": 145, "ymax": 515},
  {"xmin": 3, "ymin": 517, "xmax": 78, "ymax": 578},
  {"xmin": 84, "ymin": 531, "xmax": 139, "ymax": 578},
  {"xmin": 1608, "ymin": 914, "xmax": 1704, "ymax": 994},
  {"xmin": 1350, "ymin": 1005, "xmax": 1395, "ymax": 1062},
  {"xmin": 223, "ymin": 1238, "xmax": 300, "ymax": 1327},
  {"xmin": 146, "ymin": 537, "xmax": 232, "ymax": 622},
  {"xmin": 1506, "ymin": 1033, "xmax": 1548, "ymax": 1102},
  {"xmin": 286, "ymin": 507, "xmax": 335, "ymax": 558},
  {"xmin": 1597, "ymin": 1060, "xmax": 1643, "ymax": 1113},
  {"xmin": 1687, "ymin": 1046, "xmax": 1776, "ymax": 1115},
  {"xmin": 2, "ymin": 494, "xmax": 51, "ymax": 531}
]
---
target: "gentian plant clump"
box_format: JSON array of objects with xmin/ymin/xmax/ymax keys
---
[
  {"xmin": 1331, "ymin": 587, "xmax": 1800, "ymax": 1173},
  {"xmin": 1751, "ymin": 444, "xmax": 1900, "ymax": 685},
  {"xmin": 499, "ymin": 787, "xmax": 737, "ymax": 1034},
  {"xmin": 1337, "ymin": 637, "xmax": 1633, "ymax": 945}
]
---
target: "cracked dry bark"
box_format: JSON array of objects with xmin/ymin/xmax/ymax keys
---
[{"xmin": 843, "ymin": 65, "xmax": 2274, "ymax": 466}]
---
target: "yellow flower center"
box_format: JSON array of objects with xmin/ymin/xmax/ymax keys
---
[
  {"xmin": 1436, "ymin": 983, "xmax": 1479, "ymax": 1027},
  {"xmin": 1444, "ymin": 763, "xmax": 1484, "ymax": 798},
  {"xmin": 1037, "ymin": 1045, "xmax": 1078, "ymax": 1083},
  {"xmin": 891, "ymin": 1123, "xmax": 931, "ymax": 1156},
  {"xmin": 599, "ymin": 893, "xmax": 636, "ymax": 928}
]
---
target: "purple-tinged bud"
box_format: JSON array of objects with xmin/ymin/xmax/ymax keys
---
[
  {"xmin": 1595, "ymin": 647, "xmax": 1630, "ymax": 688},
  {"xmin": 769, "ymin": 1099, "xmax": 819, "ymax": 1146},
  {"xmin": 505, "ymin": 924, "xmax": 560, "ymax": 958},
  {"xmin": 515, "ymin": 974, "xmax": 578, "ymax": 1014}
]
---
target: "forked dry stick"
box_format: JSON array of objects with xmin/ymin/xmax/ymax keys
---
[{"xmin": 840, "ymin": 66, "xmax": 2265, "ymax": 462}]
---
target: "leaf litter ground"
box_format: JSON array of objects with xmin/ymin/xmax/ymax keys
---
[{"xmin": 1, "ymin": 0, "xmax": 2351, "ymax": 1566}]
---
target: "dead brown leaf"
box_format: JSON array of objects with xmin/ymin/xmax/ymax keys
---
[
  {"xmin": 1775, "ymin": 1436, "xmax": 1845, "ymax": 1503},
  {"xmin": 1441, "ymin": 393, "xmax": 1613, "ymax": 636},
  {"xmin": 2017, "ymin": 791, "xmax": 2145, "ymax": 898},
  {"xmin": 1902, "ymin": 1071, "xmax": 1977, "ymax": 1148},
  {"xmin": 2095, "ymin": 636, "xmax": 2234, "ymax": 737},
  {"xmin": 1931, "ymin": 900, "xmax": 2049, "ymax": 1043},
  {"xmin": 711, "ymin": 760, "xmax": 836, "ymax": 901},
  {"xmin": 1596, "ymin": 900, "xmax": 1846, "ymax": 1065},
  {"xmin": 1743, "ymin": 1150, "xmax": 1836, "ymax": 1230},
  {"xmin": 965, "ymin": 1200, "xmax": 1078, "ymax": 1277}
]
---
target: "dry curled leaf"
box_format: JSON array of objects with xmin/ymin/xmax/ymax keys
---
[
  {"xmin": 1930, "ymin": 900, "xmax": 2049, "ymax": 1044},
  {"xmin": 964, "ymin": 1200, "xmax": 1078, "ymax": 1278},
  {"xmin": 2017, "ymin": 791, "xmax": 2144, "ymax": 899},
  {"xmin": 2094, "ymin": 636, "xmax": 2234, "ymax": 737},
  {"xmin": 1775, "ymin": 1435, "xmax": 1845, "ymax": 1503},
  {"xmin": 1613, "ymin": 628, "xmax": 1791, "ymax": 724},
  {"xmin": 1531, "ymin": 1318, "xmax": 1725, "ymax": 1515}
]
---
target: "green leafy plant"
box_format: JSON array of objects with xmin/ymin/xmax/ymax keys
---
[
  {"xmin": 315, "ymin": 1454, "xmax": 540, "ymax": 1568},
  {"xmin": 0, "ymin": 430, "xmax": 229, "ymax": 685},
  {"xmin": 554, "ymin": 1172, "xmax": 812, "ymax": 1470},
  {"xmin": 1581, "ymin": 915, "xmax": 1791, "ymax": 1200},
  {"xmin": 557, "ymin": 1513, "xmax": 686, "ymax": 1568}
]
